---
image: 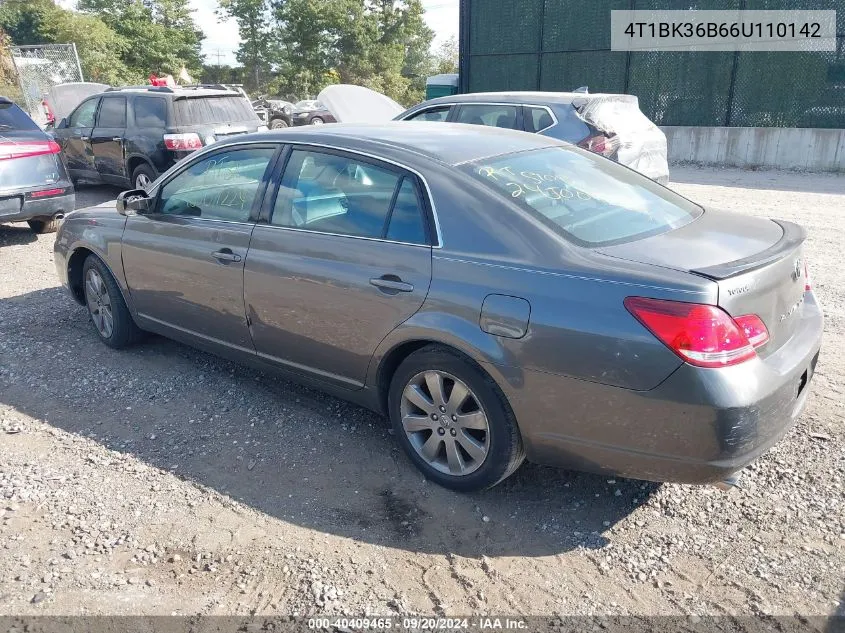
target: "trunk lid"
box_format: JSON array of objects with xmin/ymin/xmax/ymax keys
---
[{"xmin": 598, "ymin": 209, "xmax": 808, "ymax": 355}]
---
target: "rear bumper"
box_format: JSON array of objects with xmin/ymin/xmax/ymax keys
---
[
  {"xmin": 0, "ymin": 191, "xmax": 75, "ymax": 223},
  {"xmin": 501, "ymin": 293, "xmax": 824, "ymax": 484}
]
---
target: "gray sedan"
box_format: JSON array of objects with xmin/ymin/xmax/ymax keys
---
[{"xmin": 54, "ymin": 123, "xmax": 823, "ymax": 491}]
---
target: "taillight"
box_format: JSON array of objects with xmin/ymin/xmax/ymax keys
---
[
  {"xmin": 28, "ymin": 188, "xmax": 66, "ymax": 199},
  {"xmin": 733, "ymin": 314, "xmax": 769, "ymax": 348},
  {"xmin": 163, "ymin": 133, "xmax": 202, "ymax": 151},
  {"xmin": 624, "ymin": 297, "xmax": 768, "ymax": 368},
  {"xmin": 804, "ymin": 259, "xmax": 812, "ymax": 292},
  {"xmin": 578, "ymin": 134, "xmax": 620, "ymax": 158},
  {"xmin": 0, "ymin": 140, "xmax": 61, "ymax": 161}
]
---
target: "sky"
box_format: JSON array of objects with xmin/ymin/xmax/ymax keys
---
[{"xmin": 191, "ymin": 0, "xmax": 460, "ymax": 66}]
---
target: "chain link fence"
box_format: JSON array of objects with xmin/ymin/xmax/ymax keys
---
[
  {"xmin": 9, "ymin": 44, "xmax": 84, "ymax": 126},
  {"xmin": 459, "ymin": 0, "xmax": 845, "ymax": 128}
]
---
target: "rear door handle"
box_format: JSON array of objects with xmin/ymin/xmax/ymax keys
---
[
  {"xmin": 112, "ymin": 137, "xmax": 122, "ymax": 142},
  {"xmin": 212, "ymin": 249, "xmax": 242, "ymax": 263},
  {"xmin": 370, "ymin": 276, "xmax": 414, "ymax": 293}
]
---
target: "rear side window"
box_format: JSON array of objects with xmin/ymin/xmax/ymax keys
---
[
  {"xmin": 134, "ymin": 97, "xmax": 167, "ymax": 128},
  {"xmin": 174, "ymin": 96, "xmax": 257, "ymax": 125},
  {"xmin": 386, "ymin": 178, "xmax": 427, "ymax": 244},
  {"xmin": 0, "ymin": 102, "xmax": 40, "ymax": 131},
  {"xmin": 97, "ymin": 97, "xmax": 126, "ymax": 127},
  {"xmin": 455, "ymin": 104, "xmax": 518, "ymax": 130},
  {"xmin": 464, "ymin": 147, "xmax": 701, "ymax": 247},
  {"xmin": 406, "ymin": 106, "xmax": 451, "ymax": 122},
  {"xmin": 272, "ymin": 149, "xmax": 428, "ymax": 244},
  {"xmin": 524, "ymin": 106, "xmax": 554, "ymax": 133}
]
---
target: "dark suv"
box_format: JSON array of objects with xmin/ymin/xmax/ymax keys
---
[
  {"xmin": 0, "ymin": 97, "xmax": 75, "ymax": 233},
  {"xmin": 53, "ymin": 86, "xmax": 265, "ymax": 190}
]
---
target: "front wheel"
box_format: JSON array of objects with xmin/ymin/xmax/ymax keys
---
[
  {"xmin": 82, "ymin": 255, "xmax": 143, "ymax": 349},
  {"xmin": 270, "ymin": 118, "xmax": 288, "ymax": 129},
  {"xmin": 388, "ymin": 346, "xmax": 524, "ymax": 491}
]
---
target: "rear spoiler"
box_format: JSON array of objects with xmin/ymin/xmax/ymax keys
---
[{"xmin": 691, "ymin": 220, "xmax": 806, "ymax": 280}]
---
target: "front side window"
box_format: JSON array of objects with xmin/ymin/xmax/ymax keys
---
[
  {"xmin": 455, "ymin": 104, "xmax": 518, "ymax": 129},
  {"xmin": 70, "ymin": 99, "xmax": 99, "ymax": 128},
  {"xmin": 157, "ymin": 147, "xmax": 275, "ymax": 222},
  {"xmin": 271, "ymin": 149, "xmax": 428, "ymax": 244},
  {"xmin": 134, "ymin": 97, "xmax": 167, "ymax": 128},
  {"xmin": 97, "ymin": 97, "xmax": 126, "ymax": 128},
  {"xmin": 406, "ymin": 106, "xmax": 451, "ymax": 122},
  {"xmin": 464, "ymin": 147, "xmax": 702, "ymax": 247}
]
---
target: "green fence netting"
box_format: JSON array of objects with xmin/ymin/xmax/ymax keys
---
[{"xmin": 459, "ymin": 0, "xmax": 845, "ymax": 128}]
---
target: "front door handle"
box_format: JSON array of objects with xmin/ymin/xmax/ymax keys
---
[
  {"xmin": 212, "ymin": 249, "xmax": 242, "ymax": 263},
  {"xmin": 370, "ymin": 275, "xmax": 414, "ymax": 293},
  {"xmin": 81, "ymin": 136, "xmax": 90, "ymax": 141},
  {"xmin": 112, "ymin": 137, "xmax": 122, "ymax": 142}
]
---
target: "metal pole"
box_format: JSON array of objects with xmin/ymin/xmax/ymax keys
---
[{"xmin": 72, "ymin": 43, "xmax": 84, "ymax": 82}]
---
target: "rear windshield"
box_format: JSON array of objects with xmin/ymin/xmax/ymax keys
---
[
  {"xmin": 174, "ymin": 96, "xmax": 258, "ymax": 125},
  {"xmin": 0, "ymin": 102, "xmax": 40, "ymax": 131},
  {"xmin": 463, "ymin": 146, "xmax": 701, "ymax": 247}
]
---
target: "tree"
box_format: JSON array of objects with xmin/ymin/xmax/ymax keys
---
[
  {"xmin": 217, "ymin": 0, "xmax": 273, "ymax": 90},
  {"xmin": 77, "ymin": 0, "xmax": 204, "ymax": 79},
  {"xmin": 270, "ymin": 0, "xmax": 433, "ymax": 104},
  {"xmin": 431, "ymin": 35, "xmax": 457, "ymax": 75},
  {"xmin": 0, "ymin": 0, "xmax": 133, "ymax": 86}
]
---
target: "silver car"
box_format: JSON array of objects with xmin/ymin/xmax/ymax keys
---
[{"xmin": 54, "ymin": 123, "xmax": 823, "ymax": 491}]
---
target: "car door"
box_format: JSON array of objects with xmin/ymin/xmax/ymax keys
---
[
  {"xmin": 121, "ymin": 143, "xmax": 281, "ymax": 352},
  {"xmin": 56, "ymin": 97, "xmax": 100, "ymax": 180},
  {"xmin": 453, "ymin": 103, "xmax": 522, "ymax": 130},
  {"xmin": 91, "ymin": 96, "xmax": 127, "ymax": 184},
  {"xmin": 244, "ymin": 146, "xmax": 434, "ymax": 388}
]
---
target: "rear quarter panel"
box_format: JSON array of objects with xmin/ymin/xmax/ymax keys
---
[{"xmin": 367, "ymin": 162, "xmax": 715, "ymax": 392}]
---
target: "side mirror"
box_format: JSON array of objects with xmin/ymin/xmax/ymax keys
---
[{"xmin": 116, "ymin": 189, "xmax": 152, "ymax": 216}]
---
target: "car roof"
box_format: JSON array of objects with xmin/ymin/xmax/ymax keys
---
[
  {"xmin": 100, "ymin": 87, "xmax": 242, "ymax": 99},
  {"xmin": 417, "ymin": 91, "xmax": 629, "ymax": 107},
  {"xmin": 221, "ymin": 121, "xmax": 563, "ymax": 166}
]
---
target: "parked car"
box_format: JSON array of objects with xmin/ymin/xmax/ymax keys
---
[
  {"xmin": 53, "ymin": 85, "xmax": 265, "ymax": 190},
  {"xmin": 291, "ymin": 100, "xmax": 336, "ymax": 126},
  {"xmin": 0, "ymin": 96, "xmax": 75, "ymax": 233},
  {"xmin": 395, "ymin": 91, "xmax": 670, "ymax": 183},
  {"xmin": 253, "ymin": 96, "xmax": 295, "ymax": 129},
  {"xmin": 54, "ymin": 123, "xmax": 822, "ymax": 492}
]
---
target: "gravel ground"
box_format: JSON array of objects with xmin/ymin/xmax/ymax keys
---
[{"xmin": 0, "ymin": 169, "xmax": 843, "ymax": 617}]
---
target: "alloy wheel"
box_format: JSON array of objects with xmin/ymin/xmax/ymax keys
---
[
  {"xmin": 84, "ymin": 268, "xmax": 114, "ymax": 339},
  {"xmin": 135, "ymin": 173, "xmax": 151, "ymax": 189},
  {"xmin": 400, "ymin": 370, "xmax": 490, "ymax": 476}
]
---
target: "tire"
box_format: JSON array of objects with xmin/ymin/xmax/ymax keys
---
[
  {"xmin": 388, "ymin": 345, "xmax": 525, "ymax": 491},
  {"xmin": 27, "ymin": 217, "xmax": 61, "ymax": 234},
  {"xmin": 131, "ymin": 163, "xmax": 156, "ymax": 190},
  {"xmin": 82, "ymin": 255, "xmax": 143, "ymax": 349},
  {"xmin": 270, "ymin": 118, "xmax": 288, "ymax": 129},
  {"xmin": 310, "ymin": 117, "xmax": 324, "ymax": 125}
]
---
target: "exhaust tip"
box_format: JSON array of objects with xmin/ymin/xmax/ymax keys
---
[{"xmin": 713, "ymin": 472, "xmax": 742, "ymax": 492}]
